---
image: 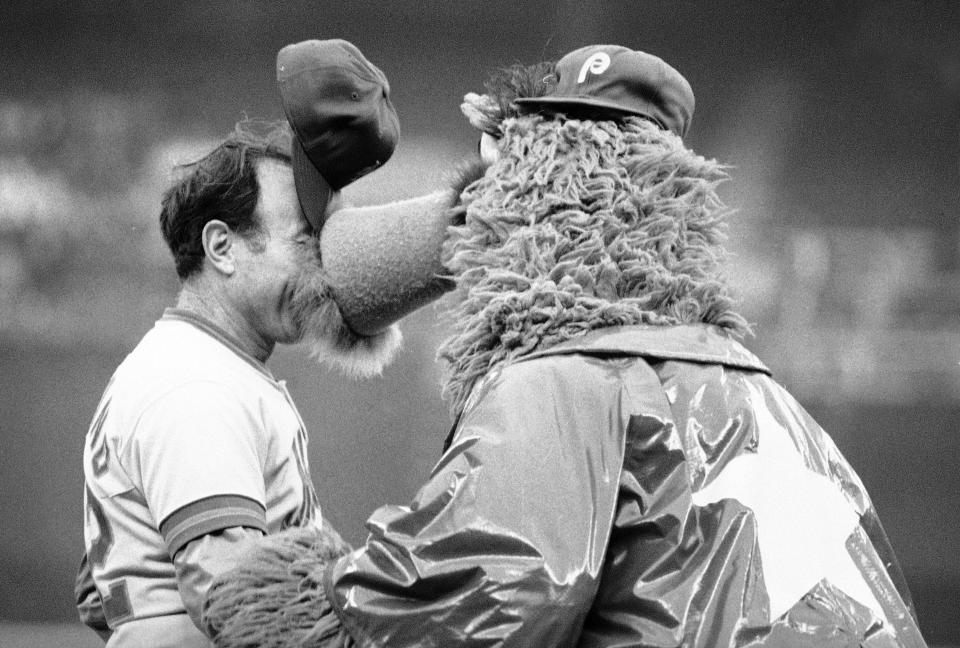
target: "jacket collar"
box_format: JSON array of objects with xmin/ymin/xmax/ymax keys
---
[{"xmin": 521, "ymin": 324, "xmax": 770, "ymax": 375}]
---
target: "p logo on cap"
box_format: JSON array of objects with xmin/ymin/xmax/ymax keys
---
[
  {"xmin": 277, "ymin": 39, "xmax": 400, "ymax": 231},
  {"xmin": 577, "ymin": 52, "xmax": 611, "ymax": 82},
  {"xmin": 516, "ymin": 44, "xmax": 695, "ymax": 138}
]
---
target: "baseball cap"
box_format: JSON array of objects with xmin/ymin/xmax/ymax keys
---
[
  {"xmin": 277, "ymin": 39, "xmax": 400, "ymax": 230},
  {"xmin": 515, "ymin": 44, "xmax": 695, "ymax": 137}
]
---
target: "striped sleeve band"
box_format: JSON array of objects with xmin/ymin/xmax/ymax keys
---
[{"xmin": 159, "ymin": 494, "xmax": 267, "ymax": 556}]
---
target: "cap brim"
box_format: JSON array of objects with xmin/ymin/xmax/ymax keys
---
[
  {"xmin": 291, "ymin": 136, "xmax": 333, "ymax": 232},
  {"xmin": 514, "ymin": 96, "xmax": 665, "ymax": 127}
]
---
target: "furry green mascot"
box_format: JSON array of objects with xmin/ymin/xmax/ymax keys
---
[{"xmin": 202, "ymin": 45, "xmax": 927, "ymax": 648}]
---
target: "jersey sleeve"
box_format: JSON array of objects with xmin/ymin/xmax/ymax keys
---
[
  {"xmin": 132, "ymin": 381, "xmax": 269, "ymax": 556},
  {"xmin": 323, "ymin": 356, "xmax": 629, "ymax": 647},
  {"xmin": 175, "ymin": 526, "xmax": 267, "ymax": 634}
]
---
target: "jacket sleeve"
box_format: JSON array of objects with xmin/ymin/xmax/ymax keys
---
[{"xmin": 323, "ymin": 356, "xmax": 629, "ymax": 648}]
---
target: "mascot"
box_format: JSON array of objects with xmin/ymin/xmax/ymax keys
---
[{"xmin": 202, "ymin": 45, "xmax": 927, "ymax": 648}]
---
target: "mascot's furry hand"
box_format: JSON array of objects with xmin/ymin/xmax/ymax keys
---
[{"xmin": 201, "ymin": 522, "xmax": 355, "ymax": 648}]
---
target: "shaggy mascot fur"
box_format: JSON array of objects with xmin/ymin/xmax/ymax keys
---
[
  {"xmin": 287, "ymin": 267, "xmax": 404, "ymax": 380},
  {"xmin": 201, "ymin": 62, "xmax": 748, "ymax": 648}
]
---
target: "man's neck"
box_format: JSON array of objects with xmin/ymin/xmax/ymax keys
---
[{"xmin": 174, "ymin": 285, "xmax": 275, "ymax": 363}]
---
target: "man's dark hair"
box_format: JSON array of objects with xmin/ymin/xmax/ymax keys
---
[{"xmin": 160, "ymin": 121, "xmax": 292, "ymax": 279}]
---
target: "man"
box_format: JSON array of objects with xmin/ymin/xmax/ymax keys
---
[
  {"xmin": 202, "ymin": 45, "xmax": 927, "ymax": 647},
  {"xmin": 76, "ymin": 39, "xmax": 454, "ymax": 647}
]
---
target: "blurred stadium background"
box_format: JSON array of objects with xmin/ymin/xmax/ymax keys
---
[{"xmin": 1, "ymin": 1, "xmax": 957, "ymax": 645}]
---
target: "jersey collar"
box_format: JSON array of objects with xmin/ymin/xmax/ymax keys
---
[{"xmin": 161, "ymin": 308, "xmax": 278, "ymax": 382}]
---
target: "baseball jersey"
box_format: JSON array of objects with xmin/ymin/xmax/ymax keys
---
[{"xmin": 80, "ymin": 308, "xmax": 322, "ymax": 640}]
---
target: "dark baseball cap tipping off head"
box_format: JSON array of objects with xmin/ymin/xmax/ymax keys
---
[
  {"xmin": 277, "ymin": 39, "xmax": 400, "ymax": 230},
  {"xmin": 515, "ymin": 44, "xmax": 695, "ymax": 138}
]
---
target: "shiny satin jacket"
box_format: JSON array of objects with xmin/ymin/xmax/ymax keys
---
[{"xmin": 325, "ymin": 325, "xmax": 927, "ymax": 647}]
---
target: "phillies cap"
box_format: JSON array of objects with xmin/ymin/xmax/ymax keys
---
[
  {"xmin": 277, "ymin": 39, "xmax": 400, "ymax": 230},
  {"xmin": 515, "ymin": 44, "xmax": 695, "ymax": 137}
]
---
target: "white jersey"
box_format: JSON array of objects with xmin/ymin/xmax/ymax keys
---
[{"xmin": 80, "ymin": 308, "xmax": 322, "ymax": 641}]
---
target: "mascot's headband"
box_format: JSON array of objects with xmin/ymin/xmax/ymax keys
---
[
  {"xmin": 516, "ymin": 44, "xmax": 695, "ymax": 138},
  {"xmin": 277, "ymin": 39, "xmax": 400, "ymax": 231}
]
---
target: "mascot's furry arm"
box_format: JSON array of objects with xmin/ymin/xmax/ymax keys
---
[
  {"xmin": 201, "ymin": 523, "xmax": 354, "ymax": 648},
  {"xmin": 200, "ymin": 160, "xmax": 489, "ymax": 648}
]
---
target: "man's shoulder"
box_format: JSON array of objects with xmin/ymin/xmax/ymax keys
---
[
  {"xmin": 117, "ymin": 320, "xmax": 217, "ymax": 383},
  {"xmin": 123, "ymin": 317, "xmax": 269, "ymax": 383},
  {"xmin": 108, "ymin": 319, "xmax": 267, "ymax": 416}
]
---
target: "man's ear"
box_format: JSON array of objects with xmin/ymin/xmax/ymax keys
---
[{"xmin": 201, "ymin": 220, "xmax": 236, "ymax": 275}]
